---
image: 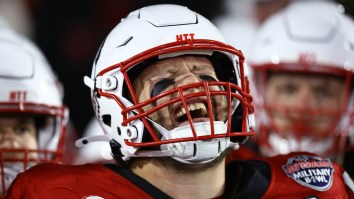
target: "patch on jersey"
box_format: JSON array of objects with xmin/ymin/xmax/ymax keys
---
[
  {"xmin": 282, "ymin": 155, "xmax": 334, "ymax": 191},
  {"xmin": 84, "ymin": 196, "xmax": 104, "ymax": 199}
]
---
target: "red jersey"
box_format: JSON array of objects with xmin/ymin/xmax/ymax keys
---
[
  {"xmin": 6, "ymin": 152, "xmax": 354, "ymax": 199},
  {"xmin": 258, "ymin": 153, "xmax": 354, "ymax": 198}
]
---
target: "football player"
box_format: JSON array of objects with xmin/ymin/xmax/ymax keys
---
[
  {"xmin": 0, "ymin": 23, "xmax": 68, "ymax": 198},
  {"xmin": 247, "ymin": 0, "xmax": 354, "ymax": 167}
]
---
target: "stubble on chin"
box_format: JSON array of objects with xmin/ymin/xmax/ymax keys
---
[{"xmin": 128, "ymin": 149, "xmax": 230, "ymax": 174}]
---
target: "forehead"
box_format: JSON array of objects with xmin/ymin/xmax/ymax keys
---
[
  {"xmin": 137, "ymin": 56, "xmax": 215, "ymax": 80},
  {"xmin": 267, "ymin": 71, "xmax": 345, "ymax": 83}
]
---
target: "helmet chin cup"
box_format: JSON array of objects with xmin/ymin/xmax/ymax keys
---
[
  {"xmin": 169, "ymin": 138, "xmax": 231, "ymax": 164},
  {"xmin": 160, "ymin": 122, "xmax": 229, "ymax": 164}
]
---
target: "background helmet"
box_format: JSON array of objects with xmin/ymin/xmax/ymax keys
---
[
  {"xmin": 0, "ymin": 26, "xmax": 68, "ymax": 195},
  {"xmin": 82, "ymin": 4, "xmax": 255, "ymax": 164},
  {"xmin": 249, "ymin": 0, "xmax": 354, "ymax": 157}
]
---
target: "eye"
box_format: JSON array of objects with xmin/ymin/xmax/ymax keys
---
[
  {"xmin": 314, "ymin": 87, "xmax": 333, "ymax": 98},
  {"xmin": 14, "ymin": 125, "xmax": 31, "ymax": 135},
  {"xmin": 277, "ymin": 83, "xmax": 297, "ymax": 95},
  {"xmin": 150, "ymin": 79, "xmax": 175, "ymax": 98},
  {"xmin": 199, "ymin": 75, "xmax": 217, "ymax": 81}
]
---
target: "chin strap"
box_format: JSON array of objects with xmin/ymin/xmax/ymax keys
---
[
  {"xmin": 75, "ymin": 135, "xmax": 126, "ymax": 165},
  {"xmin": 75, "ymin": 135, "xmax": 111, "ymax": 147}
]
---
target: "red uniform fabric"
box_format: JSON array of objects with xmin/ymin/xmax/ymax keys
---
[
  {"xmin": 258, "ymin": 152, "xmax": 354, "ymax": 198},
  {"xmin": 226, "ymin": 145, "xmax": 258, "ymax": 163},
  {"xmin": 5, "ymin": 164, "xmax": 156, "ymax": 199},
  {"xmin": 5, "ymin": 152, "xmax": 354, "ymax": 199}
]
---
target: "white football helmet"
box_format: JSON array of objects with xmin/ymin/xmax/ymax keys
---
[
  {"xmin": 81, "ymin": 4, "xmax": 255, "ymax": 164},
  {"xmin": 0, "ymin": 27, "xmax": 68, "ymax": 196},
  {"xmin": 0, "ymin": 15, "xmax": 8, "ymax": 29},
  {"xmin": 249, "ymin": 1, "xmax": 354, "ymax": 157}
]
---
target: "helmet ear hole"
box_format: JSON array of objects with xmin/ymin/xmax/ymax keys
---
[{"xmin": 102, "ymin": 115, "xmax": 111, "ymax": 127}]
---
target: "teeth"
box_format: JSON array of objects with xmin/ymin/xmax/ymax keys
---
[
  {"xmin": 176, "ymin": 102, "xmax": 207, "ymax": 119},
  {"xmin": 190, "ymin": 104, "xmax": 196, "ymax": 111}
]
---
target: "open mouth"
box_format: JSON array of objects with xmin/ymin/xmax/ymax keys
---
[{"xmin": 174, "ymin": 102, "xmax": 209, "ymax": 123}]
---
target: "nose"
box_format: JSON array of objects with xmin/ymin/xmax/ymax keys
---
[
  {"xmin": 175, "ymin": 69, "xmax": 203, "ymax": 96},
  {"xmin": 176, "ymin": 72, "xmax": 200, "ymax": 86},
  {"xmin": 288, "ymin": 87, "xmax": 319, "ymax": 123},
  {"xmin": 175, "ymin": 65, "xmax": 202, "ymax": 86},
  {"xmin": 297, "ymin": 87, "xmax": 317, "ymax": 108}
]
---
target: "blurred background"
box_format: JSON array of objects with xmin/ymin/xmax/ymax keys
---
[{"xmin": 1, "ymin": 0, "xmax": 353, "ymax": 138}]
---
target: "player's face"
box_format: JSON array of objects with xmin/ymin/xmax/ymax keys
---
[
  {"xmin": 265, "ymin": 72, "xmax": 345, "ymax": 138},
  {"xmin": 0, "ymin": 115, "xmax": 39, "ymax": 159},
  {"xmin": 134, "ymin": 56, "xmax": 228, "ymax": 130}
]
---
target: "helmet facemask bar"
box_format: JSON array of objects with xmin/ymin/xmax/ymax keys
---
[
  {"xmin": 0, "ymin": 102, "xmax": 66, "ymax": 117},
  {"xmin": 95, "ymin": 39, "xmax": 255, "ymax": 156},
  {"xmin": 121, "ymin": 80, "xmax": 252, "ymax": 146}
]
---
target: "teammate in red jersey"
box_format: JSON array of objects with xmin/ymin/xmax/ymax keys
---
[
  {"xmin": 6, "ymin": 4, "xmax": 354, "ymax": 198},
  {"xmin": 229, "ymin": 0, "xmax": 354, "ymax": 177},
  {"xmin": 0, "ymin": 20, "xmax": 68, "ymax": 198}
]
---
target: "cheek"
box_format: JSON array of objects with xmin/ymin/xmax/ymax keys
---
[
  {"xmin": 154, "ymin": 95, "xmax": 173, "ymax": 115},
  {"xmin": 23, "ymin": 134, "xmax": 38, "ymax": 149},
  {"xmin": 265, "ymin": 86, "xmax": 278, "ymax": 103},
  {"xmin": 140, "ymin": 87, "xmax": 172, "ymax": 117},
  {"xmin": 138, "ymin": 86, "xmax": 151, "ymax": 103},
  {"xmin": 327, "ymin": 93, "xmax": 345, "ymax": 108}
]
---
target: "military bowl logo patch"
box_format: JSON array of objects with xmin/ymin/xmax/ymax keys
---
[{"xmin": 282, "ymin": 155, "xmax": 334, "ymax": 191}]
